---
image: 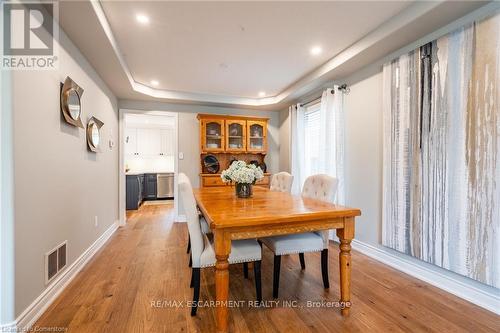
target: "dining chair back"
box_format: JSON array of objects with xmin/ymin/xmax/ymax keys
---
[
  {"xmin": 179, "ymin": 173, "xmax": 263, "ymax": 316},
  {"xmin": 178, "ymin": 173, "xmax": 204, "ymax": 268},
  {"xmin": 302, "ymin": 174, "xmax": 338, "ymax": 249},
  {"xmin": 261, "ymin": 173, "xmax": 339, "ymax": 298},
  {"xmin": 270, "ymin": 172, "xmax": 294, "ymax": 193}
]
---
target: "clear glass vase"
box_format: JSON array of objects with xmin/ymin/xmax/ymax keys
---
[{"xmin": 235, "ymin": 183, "xmax": 252, "ymax": 198}]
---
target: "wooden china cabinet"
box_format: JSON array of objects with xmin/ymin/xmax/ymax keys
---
[
  {"xmin": 225, "ymin": 119, "xmax": 247, "ymax": 153},
  {"xmin": 197, "ymin": 114, "xmax": 270, "ymax": 188},
  {"xmin": 246, "ymin": 120, "xmax": 267, "ymax": 153},
  {"xmin": 200, "ymin": 118, "xmax": 225, "ymax": 153}
]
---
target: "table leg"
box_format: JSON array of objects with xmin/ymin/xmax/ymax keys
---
[
  {"xmin": 214, "ymin": 231, "xmax": 231, "ymax": 333},
  {"xmin": 336, "ymin": 217, "xmax": 354, "ymax": 316}
]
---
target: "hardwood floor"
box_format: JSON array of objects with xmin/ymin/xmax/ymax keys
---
[{"xmin": 34, "ymin": 204, "xmax": 500, "ymax": 332}]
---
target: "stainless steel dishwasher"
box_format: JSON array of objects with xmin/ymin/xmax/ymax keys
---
[{"xmin": 157, "ymin": 173, "xmax": 174, "ymax": 198}]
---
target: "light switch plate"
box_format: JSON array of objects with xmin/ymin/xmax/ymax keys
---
[{"xmin": 179, "ymin": 152, "xmax": 184, "ymax": 160}]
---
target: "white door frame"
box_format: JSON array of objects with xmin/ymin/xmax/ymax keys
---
[{"xmin": 118, "ymin": 108, "xmax": 180, "ymax": 225}]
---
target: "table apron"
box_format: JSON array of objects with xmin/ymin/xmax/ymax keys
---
[{"xmin": 217, "ymin": 218, "xmax": 348, "ymax": 240}]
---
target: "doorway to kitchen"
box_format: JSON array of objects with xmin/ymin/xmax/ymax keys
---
[{"xmin": 118, "ymin": 110, "xmax": 179, "ymax": 225}]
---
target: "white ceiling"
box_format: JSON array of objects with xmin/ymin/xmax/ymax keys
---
[
  {"xmin": 100, "ymin": 1, "xmax": 411, "ymax": 99},
  {"xmin": 58, "ymin": 1, "xmax": 491, "ymax": 109}
]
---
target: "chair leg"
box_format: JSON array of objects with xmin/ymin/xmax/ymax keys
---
[
  {"xmin": 299, "ymin": 253, "xmax": 306, "ymax": 270},
  {"xmin": 190, "ymin": 268, "xmax": 200, "ymax": 316},
  {"xmin": 190, "ymin": 268, "xmax": 194, "ymax": 288},
  {"xmin": 321, "ymin": 249, "xmax": 329, "ymax": 289},
  {"xmin": 273, "ymin": 255, "xmax": 281, "ymax": 298},
  {"xmin": 186, "ymin": 238, "xmax": 191, "ymax": 254},
  {"xmin": 243, "ymin": 262, "xmax": 249, "ymax": 279},
  {"xmin": 253, "ymin": 261, "xmax": 262, "ymax": 303},
  {"xmin": 189, "ymin": 255, "xmax": 192, "ymax": 268}
]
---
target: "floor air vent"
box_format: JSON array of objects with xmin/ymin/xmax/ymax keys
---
[{"xmin": 45, "ymin": 241, "xmax": 67, "ymax": 284}]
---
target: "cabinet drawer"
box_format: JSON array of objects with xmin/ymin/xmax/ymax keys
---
[{"xmin": 202, "ymin": 176, "xmax": 226, "ymax": 187}]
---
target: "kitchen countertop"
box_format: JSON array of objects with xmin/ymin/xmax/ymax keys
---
[{"xmin": 126, "ymin": 171, "xmax": 174, "ymax": 176}]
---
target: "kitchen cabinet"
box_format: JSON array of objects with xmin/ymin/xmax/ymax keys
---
[
  {"xmin": 139, "ymin": 174, "xmax": 145, "ymax": 200},
  {"xmin": 126, "ymin": 174, "xmax": 145, "ymax": 210},
  {"xmin": 126, "ymin": 173, "xmax": 160, "ymax": 209},
  {"xmin": 144, "ymin": 173, "xmax": 157, "ymax": 199},
  {"xmin": 125, "ymin": 128, "xmax": 138, "ymax": 156},
  {"xmin": 137, "ymin": 128, "xmax": 161, "ymax": 156},
  {"xmin": 160, "ymin": 129, "xmax": 175, "ymax": 156},
  {"xmin": 125, "ymin": 127, "xmax": 175, "ymax": 157}
]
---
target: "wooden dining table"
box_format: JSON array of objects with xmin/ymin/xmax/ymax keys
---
[{"xmin": 193, "ymin": 186, "xmax": 362, "ymax": 333}]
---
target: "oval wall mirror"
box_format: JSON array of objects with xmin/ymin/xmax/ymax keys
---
[
  {"xmin": 60, "ymin": 76, "xmax": 84, "ymax": 128},
  {"xmin": 90, "ymin": 123, "xmax": 100, "ymax": 147},
  {"xmin": 67, "ymin": 89, "xmax": 81, "ymax": 121},
  {"xmin": 86, "ymin": 117, "xmax": 104, "ymax": 152}
]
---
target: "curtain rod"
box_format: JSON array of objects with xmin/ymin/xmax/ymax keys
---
[
  {"xmin": 300, "ymin": 96, "xmax": 322, "ymax": 108},
  {"xmin": 299, "ymin": 84, "xmax": 349, "ymax": 107}
]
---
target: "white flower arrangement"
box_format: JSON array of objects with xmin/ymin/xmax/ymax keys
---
[{"xmin": 221, "ymin": 160, "xmax": 264, "ymax": 184}]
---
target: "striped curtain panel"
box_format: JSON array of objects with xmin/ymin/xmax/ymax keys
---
[{"xmin": 382, "ymin": 12, "xmax": 500, "ymax": 288}]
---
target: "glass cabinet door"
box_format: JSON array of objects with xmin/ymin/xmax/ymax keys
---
[
  {"xmin": 247, "ymin": 121, "xmax": 267, "ymax": 153},
  {"xmin": 226, "ymin": 120, "xmax": 246, "ymax": 152},
  {"xmin": 202, "ymin": 119, "xmax": 225, "ymax": 152}
]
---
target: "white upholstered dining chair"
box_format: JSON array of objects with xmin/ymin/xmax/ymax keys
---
[
  {"xmin": 261, "ymin": 174, "xmax": 338, "ymax": 298},
  {"xmin": 178, "ymin": 173, "xmax": 263, "ymax": 315},
  {"xmin": 186, "ymin": 211, "xmax": 210, "ymax": 267},
  {"xmin": 269, "ymin": 172, "xmax": 294, "ymax": 193},
  {"xmin": 244, "ymin": 171, "xmax": 294, "ymax": 276}
]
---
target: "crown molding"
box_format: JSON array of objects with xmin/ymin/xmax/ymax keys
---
[{"xmin": 91, "ymin": 1, "xmax": 482, "ymax": 107}]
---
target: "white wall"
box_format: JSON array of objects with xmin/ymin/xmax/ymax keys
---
[
  {"xmin": 11, "ymin": 28, "xmax": 119, "ymax": 318},
  {"xmin": 118, "ymin": 100, "xmax": 281, "ymax": 188},
  {"xmin": 343, "ymin": 71, "xmax": 383, "ymax": 245},
  {"xmin": 1, "ymin": 60, "xmax": 15, "ymax": 326}
]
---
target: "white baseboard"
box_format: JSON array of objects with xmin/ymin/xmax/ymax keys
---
[
  {"xmin": 175, "ymin": 214, "xmax": 187, "ymax": 222},
  {"xmin": 0, "ymin": 321, "xmax": 16, "ymax": 331},
  {"xmin": 351, "ymin": 239, "xmax": 500, "ymax": 315},
  {"xmin": 14, "ymin": 221, "xmax": 119, "ymax": 330}
]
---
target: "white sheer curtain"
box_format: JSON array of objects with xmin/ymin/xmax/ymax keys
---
[
  {"xmin": 318, "ymin": 87, "xmax": 345, "ymax": 204},
  {"xmin": 289, "ymin": 87, "xmax": 345, "ymax": 204},
  {"xmin": 289, "ymin": 103, "xmax": 305, "ymax": 195}
]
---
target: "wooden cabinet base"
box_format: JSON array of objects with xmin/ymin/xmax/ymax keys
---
[{"xmin": 200, "ymin": 174, "xmax": 270, "ymax": 188}]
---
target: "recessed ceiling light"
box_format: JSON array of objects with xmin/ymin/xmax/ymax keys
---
[
  {"xmin": 136, "ymin": 14, "xmax": 150, "ymax": 25},
  {"xmin": 258, "ymin": 91, "xmax": 266, "ymax": 97},
  {"xmin": 310, "ymin": 46, "xmax": 322, "ymax": 55},
  {"xmin": 150, "ymin": 80, "xmax": 159, "ymax": 87}
]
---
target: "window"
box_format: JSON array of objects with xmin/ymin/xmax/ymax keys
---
[{"xmin": 303, "ymin": 102, "xmax": 321, "ymax": 179}]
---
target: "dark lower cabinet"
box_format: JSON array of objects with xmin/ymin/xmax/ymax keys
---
[
  {"xmin": 126, "ymin": 175, "xmax": 142, "ymax": 210},
  {"xmin": 126, "ymin": 173, "xmax": 157, "ymax": 210},
  {"xmin": 144, "ymin": 174, "xmax": 157, "ymax": 199}
]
